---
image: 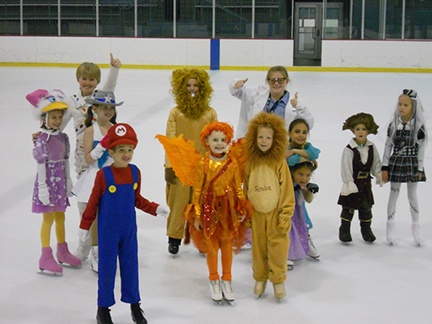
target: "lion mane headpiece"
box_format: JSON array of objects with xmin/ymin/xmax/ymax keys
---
[
  {"xmin": 244, "ymin": 112, "xmax": 288, "ymax": 166},
  {"xmin": 171, "ymin": 67, "xmax": 213, "ymax": 120}
]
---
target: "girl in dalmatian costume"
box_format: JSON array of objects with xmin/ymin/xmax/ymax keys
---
[{"xmin": 27, "ymin": 89, "xmax": 81, "ymax": 275}]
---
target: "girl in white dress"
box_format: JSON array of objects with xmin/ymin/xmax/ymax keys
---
[{"xmin": 72, "ymin": 90, "xmax": 123, "ymax": 271}]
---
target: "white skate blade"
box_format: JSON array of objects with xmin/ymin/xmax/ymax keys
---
[
  {"xmin": 38, "ymin": 269, "xmax": 63, "ymax": 276},
  {"xmin": 308, "ymin": 254, "xmax": 320, "ymax": 261},
  {"xmin": 58, "ymin": 262, "xmax": 81, "ymax": 269},
  {"xmin": 223, "ymin": 298, "xmax": 234, "ymax": 305}
]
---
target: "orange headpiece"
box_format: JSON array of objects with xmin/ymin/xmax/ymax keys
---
[{"xmin": 200, "ymin": 122, "xmax": 234, "ymax": 149}]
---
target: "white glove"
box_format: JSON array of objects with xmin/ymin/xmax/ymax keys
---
[
  {"xmin": 38, "ymin": 182, "xmax": 50, "ymax": 205},
  {"xmin": 156, "ymin": 204, "xmax": 170, "ymax": 218},
  {"xmin": 78, "ymin": 228, "xmax": 90, "ymax": 243},
  {"xmin": 90, "ymin": 143, "xmax": 106, "ymax": 160},
  {"xmin": 37, "ymin": 163, "xmax": 50, "ymax": 205}
]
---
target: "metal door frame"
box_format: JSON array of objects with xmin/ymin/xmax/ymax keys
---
[{"xmin": 294, "ymin": 2, "xmax": 322, "ymax": 60}]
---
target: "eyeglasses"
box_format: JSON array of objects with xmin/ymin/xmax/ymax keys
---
[{"xmin": 267, "ymin": 77, "xmax": 287, "ymax": 85}]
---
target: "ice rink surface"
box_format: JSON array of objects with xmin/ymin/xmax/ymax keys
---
[{"xmin": 1, "ymin": 66, "xmax": 431, "ymax": 323}]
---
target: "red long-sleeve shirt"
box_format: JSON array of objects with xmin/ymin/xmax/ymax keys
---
[{"xmin": 80, "ymin": 165, "xmax": 159, "ymax": 230}]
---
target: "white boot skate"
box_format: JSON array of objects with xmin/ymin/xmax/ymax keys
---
[
  {"xmin": 307, "ymin": 235, "xmax": 320, "ymax": 260},
  {"xmin": 209, "ymin": 280, "xmax": 222, "ymax": 304},
  {"xmin": 221, "ymin": 280, "xmax": 234, "ymax": 304},
  {"xmin": 287, "ymin": 259, "xmax": 294, "ymax": 270},
  {"xmin": 74, "ymin": 235, "xmax": 91, "ymax": 261},
  {"xmin": 412, "ymin": 222, "xmax": 423, "ymax": 246},
  {"xmin": 386, "ymin": 221, "xmax": 396, "ymax": 245},
  {"xmin": 90, "ymin": 246, "xmax": 98, "ymax": 273}
]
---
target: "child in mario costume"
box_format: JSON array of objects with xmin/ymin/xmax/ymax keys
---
[{"xmin": 78, "ymin": 123, "xmax": 169, "ymax": 324}]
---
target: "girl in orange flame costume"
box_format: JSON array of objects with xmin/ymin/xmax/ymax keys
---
[{"xmin": 157, "ymin": 122, "xmax": 252, "ymax": 304}]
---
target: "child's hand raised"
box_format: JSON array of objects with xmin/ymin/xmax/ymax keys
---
[
  {"xmin": 234, "ymin": 78, "xmax": 248, "ymax": 89},
  {"xmin": 110, "ymin": 53, "xmax": 122, "ymax": 68},
  {"xmin": 290, "ymin": 92, "xmax": 299, "ymax": 108}
]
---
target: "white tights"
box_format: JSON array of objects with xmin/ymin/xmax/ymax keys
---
[{"xmin": 387, "ymin": 182, "xmax": 419, "ymax": 223}]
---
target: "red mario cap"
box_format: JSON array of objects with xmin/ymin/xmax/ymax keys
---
[{"xmin": 106, "ymin": 123, "xmax": 138, "ymax": 149}]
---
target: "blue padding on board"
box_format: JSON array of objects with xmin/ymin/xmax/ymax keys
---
[{"xmin": 210, "ymin": 39, "xmax": 220, "ymax": 70}]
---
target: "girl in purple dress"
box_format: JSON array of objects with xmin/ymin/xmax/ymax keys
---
[
  {"xmin": 26, "ymin": 89, "xmax": 81, "ymax": 275},
  {"xmin": 288, "ymin": 161, "xmax": 317, "ymax": 269}
]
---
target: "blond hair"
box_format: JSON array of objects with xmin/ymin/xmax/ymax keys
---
[{"xmin": 76, "ymin": 62, "xmax": 101, "ymax": 84}]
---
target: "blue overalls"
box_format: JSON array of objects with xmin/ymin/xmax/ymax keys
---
[{"xmin": 98, "ymin": 164, "xmax": 140, "ymax": 307}]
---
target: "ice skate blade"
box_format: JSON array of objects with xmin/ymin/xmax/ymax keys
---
[
  {"xmin": 58, "ymin": 263, "xmax": 82, "ymax": 269},
  {"xmin": 340, "ymin": 241, "xmax": 352, "ymax": 245},
  {"xmin": 212, "ymin": 299, "xmax": 222, "ymax": 305},
  {"xmin": 222, "ymin": 293, "xmax": 234, "ymax": 305},
  {"xmin": 308, "ymin": 255, "xmax": 320, "ymax": 261},
  {"xmin": 38, "ymin": 269, "xmax": 63, "ymax": 276}
]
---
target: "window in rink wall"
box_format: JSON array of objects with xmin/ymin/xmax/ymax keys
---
[
  {"xmin": 0, "ymin": 0, "xmax": 290, "ymax": 38},
  {"xmin": 345, "ymin": 0, "xmax": 432, "ymax": 40},
  {"xmin": 0, "ymin": 0, "xmax": 431, "ymax": 40}
]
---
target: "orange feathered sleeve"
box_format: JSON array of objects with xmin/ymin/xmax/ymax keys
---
[
  {"xmin": 155, "ymin": 134, "xmax": 202, "ymax": 186},
  {"xmin": 229, "ymin": 138, "xmax": 247, "ymax": 178}
]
